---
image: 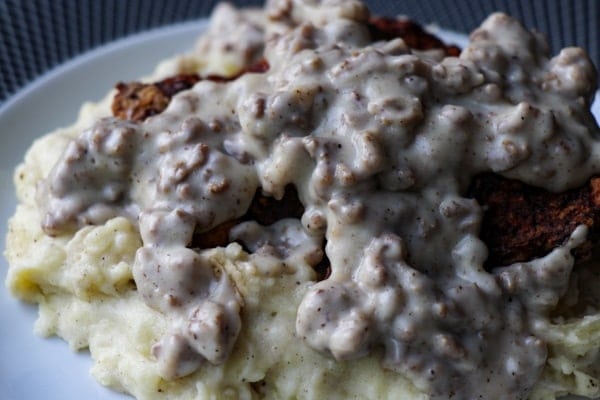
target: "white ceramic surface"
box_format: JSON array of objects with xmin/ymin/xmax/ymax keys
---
[{"xmin": 0, "ymin": 22, "xmax": 596, "ymax": 400}]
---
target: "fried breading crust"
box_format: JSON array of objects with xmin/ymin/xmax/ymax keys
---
[
  {"xmin": 367, "ymin": 17, "xmax": 461, "ymax": 56},
  {"xmin": 470, "ymin": 173, "xmax": 600, "ymax": 268},
  {"xmin": 112, "ymin": 74, "xmax": 201, "ymax": 122}
]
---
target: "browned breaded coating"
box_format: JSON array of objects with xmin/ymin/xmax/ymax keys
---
[
  {"xmin": 469, "ymin": 173, "xmax": 600, "ymax": 268},
  {"xmin": 245, "ymin": 185, "xmax": 305, "ymax": 227},
  {"xmin": 153, "ymin": 74, "xmax": 203, "ymax": 97},
  {"xmin": 111, "ymin": 82, "xmax": 171, "ymax": 122},
  {"xmin": 367, "ymin": 16, "xmax": 461, "ymax": 56},
  {"xmin": 112, "ymin": 74, "xmax": 201, "ymax": 122},
  {"xmin": 112, "ymin": 60, "xmax": 270, "ymax": 123}
]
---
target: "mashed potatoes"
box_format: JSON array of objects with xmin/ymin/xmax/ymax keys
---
[{"xmin": 5, "ymin": 1, "xmax": 600, "ymax": 399}]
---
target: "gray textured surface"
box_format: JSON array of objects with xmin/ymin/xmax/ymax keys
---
[{"xmin": 0, "ymin": 0, "xmax": 598, "ymax": 104}]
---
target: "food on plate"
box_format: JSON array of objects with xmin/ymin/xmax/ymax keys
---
[
  {"xmin": 5, "ymin": 0, "xmax": 600, "ymax": 399},
  {"xmin": 112, "ymin": 74, "xmax": 202, "ymax": 122}
]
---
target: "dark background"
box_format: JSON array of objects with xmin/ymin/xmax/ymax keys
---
[{"xmin": 1, "ymin": 0, "xmax": 598, "ymax": 105}]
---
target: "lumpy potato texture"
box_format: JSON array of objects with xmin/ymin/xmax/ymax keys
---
[
  {"xmin": 6, "ymin": 185, "xmax": 424, "ymax": 400},
  {"xmin": 4, "ymin": 64, "xmax": 424, "ymax": 400}
]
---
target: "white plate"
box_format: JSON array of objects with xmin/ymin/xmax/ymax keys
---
[{"xmin": 0, "ymin": 21, "xmax": 596, "ymax": 400}]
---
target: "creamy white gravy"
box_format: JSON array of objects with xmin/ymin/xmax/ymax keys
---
[{"xmin": 36, "ymin": 0, "xmax": 600, "ymax": 398}]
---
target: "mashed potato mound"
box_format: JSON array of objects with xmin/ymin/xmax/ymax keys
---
[
  {"xmin": 5, "ymin": 1, "xmax": 600, "ymax": 399},
  {"xmin": 5, "ymin": 105, "xmax": 424, "ymax": 400},
  {"xmin": 6, "ymin": 178, "xmax": 423, "ymax": 400}
]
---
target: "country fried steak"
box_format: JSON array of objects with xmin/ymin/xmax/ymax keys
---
[{"xmin": 111, "ymin": 17, "xmax": 598, "ymax": 270}]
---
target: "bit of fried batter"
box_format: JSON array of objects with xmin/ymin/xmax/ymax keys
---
[
  {"xmin": 367, "ymin": 16, "xmax": 461, "ymax": 56},
  {"xmin": 112, "ymin": 60, "xmax": 270, "ymax": 123},
  {"xmin": 153, "ymin": 74, "xmax": 202, "ymax": 97},
  {"xmin": 112, "ymin": 74, "xmax": 201, "ymax": 122},
  {"xmin": 469, "ymin": 173, "xmax": 600, "ymax": 268}
]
